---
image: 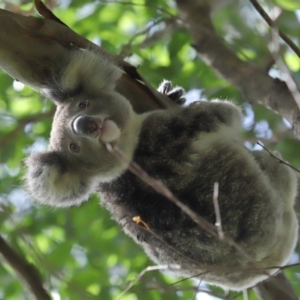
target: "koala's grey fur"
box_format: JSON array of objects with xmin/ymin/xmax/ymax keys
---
[{"xmin": 24, "ymin": 49, "xmax": 298, "ymax": 290}]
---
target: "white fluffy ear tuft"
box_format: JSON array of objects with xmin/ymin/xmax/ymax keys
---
[{"xmin": 24, "ymin": 152, "xmax": 96, "ymax": 207}]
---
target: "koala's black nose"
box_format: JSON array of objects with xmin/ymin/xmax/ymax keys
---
[{"xmin": 72, "ymin": 116, "xmax": 102, "ymax": 136}]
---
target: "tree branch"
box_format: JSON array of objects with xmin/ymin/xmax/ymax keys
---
[
  {"xmin": 249, "ymin": 0, "xmax": 300, "ymax": 59},
  {"xmin": 0, "ymin": 235, "xmax": 52, "ymax": 300},
  {"xmin": 0, "ymin": 7, "xmax": 177, "ymax": 113},
  {"xmin": 175, "ymin": 0, "xmax": 300, "ymax": 139},
  {"xmin": 254, "ymin": 271, "xmax": 298, "ymax": 300},
  {"xmin": 0, "ymin": 109, "xmax": 55, "ymax": 148}
]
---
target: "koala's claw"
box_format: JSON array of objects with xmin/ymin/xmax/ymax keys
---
[{"xmin": 158, "ymin": 80, "xmax": 186, "ymax": 105}]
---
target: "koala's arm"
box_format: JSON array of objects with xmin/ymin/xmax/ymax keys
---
[
  {"xmin": 24, "ymin": 152, "xmax": 97, "ymax": 207},
  {"xmin": 157, "ymin": 80, "xmax": 242, "ymax": 136}
]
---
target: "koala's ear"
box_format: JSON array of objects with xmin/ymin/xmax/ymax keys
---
[{"xmin": 24, "ymin": 152, "xmax": 96, "ymax": 207}]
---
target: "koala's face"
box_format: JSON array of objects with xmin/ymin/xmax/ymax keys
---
[
  {"xmin": 24, "ymin": 50, "xmax": 143, "ymax": 207},
  {"xmin": 24, "ymin": 88, "xmax": 141, "ymax": 207},
  {"xmin": 50, "ymin": 89, "xmax": 136, "ymax": 180}
]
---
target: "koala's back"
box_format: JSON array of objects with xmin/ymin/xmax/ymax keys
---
[{"xmin": 99, "ymin": 104, "xmax": 297, "ymax": 290}]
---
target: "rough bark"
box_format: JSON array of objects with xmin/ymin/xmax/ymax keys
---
[{"xmin": 0, "ymin": 8, "xmax": 176, "ymax": 113}]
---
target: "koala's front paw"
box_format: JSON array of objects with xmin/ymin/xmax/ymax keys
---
[{"xmin": 158, "ymin": 80, "xmax": 186, "ymax": 105}]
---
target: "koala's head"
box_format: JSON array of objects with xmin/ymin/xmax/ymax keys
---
[{"xmin": 25, "ymin": 88, "xmax": 140, "ymax": 207}]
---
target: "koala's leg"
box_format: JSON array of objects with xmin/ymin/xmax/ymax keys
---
[
  {"xmin": 251, "ymin": 150, "xmax": 298, "ymax": 270},
  {"xmin": 252, "ymin": 150, "xmax": 298, "ymax": 207}
]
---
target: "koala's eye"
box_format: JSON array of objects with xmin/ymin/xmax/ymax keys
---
[
  {"xmin": 78, "ymin": 101, "xmax": 90, "ymax": 109},
  {"xmin": 69, "ymin": 143, "xmax": 80, "ymax": 153}
]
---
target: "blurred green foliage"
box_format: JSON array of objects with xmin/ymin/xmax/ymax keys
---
[{"xmin": 0, "ymin": 0, "xmax": 299, "ymax": 299}]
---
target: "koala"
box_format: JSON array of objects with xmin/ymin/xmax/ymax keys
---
[
  {"xmin": 24, "ymin": 48, "xmax": 298, "ymax": 291},
  {"xmin": 157, "ymin": 79, "xmax": 186, "ymax": 105}
]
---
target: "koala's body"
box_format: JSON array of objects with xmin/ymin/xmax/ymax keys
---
[{"xmin": 25, "ymin": 49, "xmax": 298, "ymax": 290}]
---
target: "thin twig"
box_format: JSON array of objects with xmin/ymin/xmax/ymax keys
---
[
  {"xmin": 212, "ymin": 182, "xmax": 224, "ymax": 240},
  {"xmin": 138, "ymin": 17, "xmax": 180, "ymax": 49},
  {"xmin": 193, "ymin": 280, "xmax": 202, "ymax": 300},
  {"xmin": 116, "ymin": 264, "xmax": 181, "ymax": 300},
  {"xmin": 257, "ymin": 142, "xmax": 300, "ymax": 173},
  {"xmin": 120, "ymin": 17, "xmax": 170, "ymax": 57},
  {"xmin": 268, "ymin": 27, "xmax": 300, "ymax": 110},
  {"xmin": 249, "ymin": 0, "xmax": 300, "ymax": 58},
  {"xmin": 243, "ymin": 289, "xmax": 249, "ymax": 300}
]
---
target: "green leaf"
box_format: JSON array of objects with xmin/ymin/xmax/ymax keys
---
[{"xmin": 275, "ymin": 0, "xmax": 300, "ymax": 10}]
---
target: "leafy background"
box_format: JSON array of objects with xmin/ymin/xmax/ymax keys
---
[{"xmin": 0, "ymin": 0, "xmax": 300, "ymax": 299}]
